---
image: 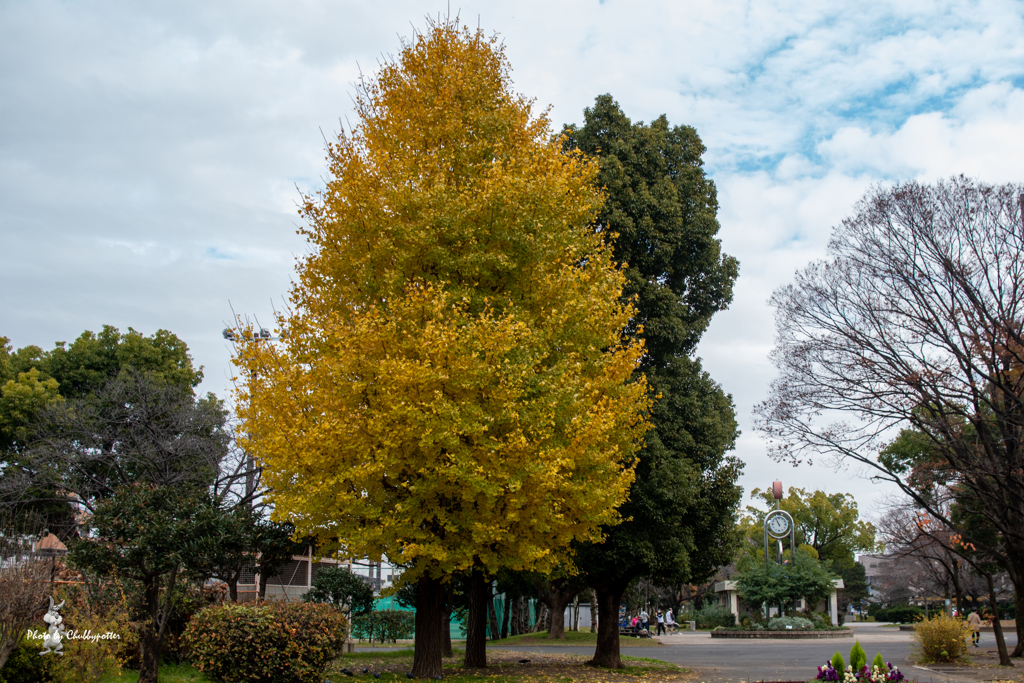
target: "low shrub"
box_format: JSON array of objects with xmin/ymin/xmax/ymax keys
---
[
  {"xmin": 0, "ymin": 639, "xmax": 57, "ymax": 683},
  {"xmin": 183, "ymin": 600, "xmax": 348, "ymax": 683},
  {"xmin": 912, "ymin": 612, "xmax": 971, "ymax": 663},
  {"xmin": 797, "ymin": 609, "xmax": 832, "ymax": 628},
  {"xmin": 48, "ymin": 583, "xmax": 134, "ymax": 683},
  {"xmin": 351, "ymin": 609, "xmax": 416, "ymax": 643},
  {"xmin": 871, "ymin": 653, "xmax": 886, "ymax": 673},
  {"xmin": 849, "ymin": 640, "xmax": 867, "ymax": 671},
  {"xmin": 768, "ymin": 616, "xmax": 814, "ymax": 630},
  {"xmin": 831, "ymin": 651, "xmax": 846, "ymax": 674}
]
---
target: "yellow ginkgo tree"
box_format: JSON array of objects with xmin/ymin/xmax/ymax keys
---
[{"xmin": 233, "ymin": 20, "xmax": 649, "ymax": 677}]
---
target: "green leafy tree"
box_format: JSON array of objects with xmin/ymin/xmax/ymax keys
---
[
  {"xmin": 736, "ymin": 552, "xmax": 839, "ymax": 618},
  {"xmin": 740, "ymin": 487, "xmax": 878, "ymax": 567},
  {"xmin": 738, "ymin": 487, "xmax": 875, "ymax": 620},
  {"xmin": 68, "ymin": 484, "xmax": 221, "ymax": 683},
  {"xmin": 11, "ymin": 371, "xmax": 229, "ymax": 513},
  {"xmin": 561, "ymin": 95, "xmax": 742, "ymax": 668},
  {"xmin": 838, "ymin": 561, "xmax": 870, "ymax": 615},
  {"xmin": 0, "ymin": 367, "xmax": 61, "ymax": 453},
  {"xmin": 252, "ymin": 518, "xmax": 301, "ymax": 601},
  {"xmin": 0, "ymin": 327, "xmax": 210, "ymax": 537},
  {"xmin": 304, "ymin": 566, "xmax": 375, "ymax": 616},
  {"xmin": 187, "ymin": 506, "xmax": 294, "ymax": 603},
  {"xmin": 42, "ymin": 325, "xmax": 202, "ymax": 400}
]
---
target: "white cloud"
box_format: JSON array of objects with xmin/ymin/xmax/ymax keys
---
[{"xmin": 818, "ymin": 82, "xmax": 1024, "ymax": 181}]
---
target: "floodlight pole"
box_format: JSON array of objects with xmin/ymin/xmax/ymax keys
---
[{"xmin": 223, "ymin": 326, "xmax": 279, "ymax": 505}]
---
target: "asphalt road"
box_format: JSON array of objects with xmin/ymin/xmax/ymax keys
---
[{"xmin": 489, "ymin": 623, "xmax": 1020, "ymax": 683}]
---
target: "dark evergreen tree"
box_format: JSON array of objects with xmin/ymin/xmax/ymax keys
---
[
  {"xmin": 562, "ymin": 95, "xmax": 743, "ymax": 669},
  {"xmin": 304, "ymin": 565, "xmax": 376, "ymax": 615}
]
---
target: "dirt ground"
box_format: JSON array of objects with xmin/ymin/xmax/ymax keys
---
[{"xmin": 912, "ymin": 647, "xmax": 1024, "ymax": 683}]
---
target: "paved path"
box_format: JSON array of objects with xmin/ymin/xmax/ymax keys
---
[{"xmin": 490, "ymin": 623, "xmax": 1020, "ymax": 683}]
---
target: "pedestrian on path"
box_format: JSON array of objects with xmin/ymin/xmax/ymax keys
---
[
  {"xmin": 967, "ymin": 609, "xmax": 981, "ymax": 647},
  {"xmin": 640, "ymin": 609, "xmax": 649, "ymax": 633},
  {"xmin": 666, "ymin": 608, "xmax": 677, "ymax": 634},
  {"xmin": 656, "ymin": 611, "xmax": 665, "ymax": 635}
]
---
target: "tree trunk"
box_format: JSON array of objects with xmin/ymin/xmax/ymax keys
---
[
  {"xmin": 138, "ymin": 580, "xmax": 163, "ymax": 683},
  {"xmin": 442, "ymin": 584, "xmax": 453, "ymax": 659},
  {"xmin": 534, "ymin": 577, "xmax": 581, "ymax": 640},
  {"xmin": 500, "ymin": 593, "xmax": 511, "ymax": 639},
  {"xmin": 258, "ymin": 572, "xmax": 268, "ymax": 600},
  {"xmin": 986, "ymin": 573, "xmax": 1012, "ymax": 667},
  {"xmin": 412, "ymin": 575, "xmax": 445, "ymax": 678},
  {"xmin": 488, "ymin": 590, "xmax": 500, "ymax": 641},
  {"xmin": 533, "ymin": 604, "xmax": 547, "ymax": 633},
  {"xmin": 0, "ymin": 642, "xmax": 16, "ymax": 673},
  {"xmin": 1012, "ymin": 583, "xmax": 1024, "ymax": 658},
  {"xmin": 950, "ymin": 560, "xmax": 964, "ymax": 617},
  {"xmin": 228, "ymin": 577, "xmax": 239, "ymax": 603},
  {"xmin": 544, "ymin": 592, "xmax": 576, "ymax": 639},
  {"xmin": 589, "ymin": 586, "xmax": 626, "ymax": 669},
  {"xmin": 512, "ymin": 596, "xmax": 523, "ymax": 635},
  {"xmin": 464, "ymin": 567, "xmax": 488, "ymax": 668},
  {"xmin": 589, "ymin": 589, "xmax": 598, "ymax": 633}
]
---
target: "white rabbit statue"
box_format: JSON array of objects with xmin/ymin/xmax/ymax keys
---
[{"xmin": 39, "ymin": 596, "xmax": 66, "ymax": 656}]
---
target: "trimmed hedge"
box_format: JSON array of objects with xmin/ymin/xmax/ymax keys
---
[
  {"xmin": 352, "ymin": 609, "xmax": 416, "ymax": 643},
  {"xmin": 684, "ymin": 605, "xmax": 736, "ymax": 629},
  {"xmin": 183, "ymin": 601, "xmax": 348, "ymax": 683},
  {"xmin": 874, "ymin": 605, "xmax": 924, "ymax": 624}
]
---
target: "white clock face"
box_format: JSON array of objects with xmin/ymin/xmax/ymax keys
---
[{"xmin": 767, "ymin": 514, "xmax": 790, "ymax": 536}]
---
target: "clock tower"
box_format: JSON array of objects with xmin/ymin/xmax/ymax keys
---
[{"xmin": 763, "ymin": 481, "xmax": 795, "ymax": 565}]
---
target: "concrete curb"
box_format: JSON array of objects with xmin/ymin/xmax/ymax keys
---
[{"xmin": 710, "ymin": 630, "xmax": 854, "ymax": 639}]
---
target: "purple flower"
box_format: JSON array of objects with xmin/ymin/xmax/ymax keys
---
[{"xmin": 817, "ymin": 662, "xmax": 840, "ymax": 681}]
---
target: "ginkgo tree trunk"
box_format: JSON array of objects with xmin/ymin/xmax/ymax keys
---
[{"xmin": 233, "ymin": 20, "xmax": 650, "ymax": 679}]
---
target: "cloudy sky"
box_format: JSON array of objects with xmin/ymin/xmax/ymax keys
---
[{"xmin": 4, "ymin": 0, "xmax": 1024, "ymax": 521}]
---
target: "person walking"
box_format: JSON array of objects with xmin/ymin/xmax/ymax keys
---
[
  {"xmin": 656, "ymin": 610, "xmax": 665, "ymax": 636},
  {"xmin": 666, "ymin": 608, "xmax": 677, "ymax": 634},
  {"xmin": 640, "ymin": 608, "xmax": 649, "ymax": 633},
  {"xmin": 967, "ymin": 609, "xmax": 982, "ymax": 647}
]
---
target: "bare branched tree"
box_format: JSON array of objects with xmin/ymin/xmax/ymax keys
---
[
  {"xmin": 0, "ymin": 513, "xmax": 52, "ymax": 672},
  {"xmin": 756, "ymin": 177, "xmax": 1024, "ymax": 656},
  {"xmin": 1, "ymin": 371, "xmax": 260, "ymax": 518},
  {"xmin": 877, "ymin": 506, "xmax": 992, "ymax": 614},
  {"xmin": 877, "ymin": 501, "xmax": 1014, "ymax": 664}
]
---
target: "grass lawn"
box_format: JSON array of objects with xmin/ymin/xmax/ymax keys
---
[
  {"xmin": 96, "ymin": 662, "xmax": 215, "ymax": 682},
  {"xmin": 333, "ymin": 647, "xmax": 688, "ymax": 682},
  {"xmin": 96, "ymin": 643, "xmax": 679, "ymax": 683},
  {"xmin": 495, "ymin": 631, "xmax": 660, "ymax": 648},
  {"xmin": 96, "ymin": 641, "xmax": 681, "ymax": 683}
]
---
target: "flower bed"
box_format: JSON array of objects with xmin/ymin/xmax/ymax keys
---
[{"xmin": 815, "ymin": 641, "xmax": 906, "ymax": 683}]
